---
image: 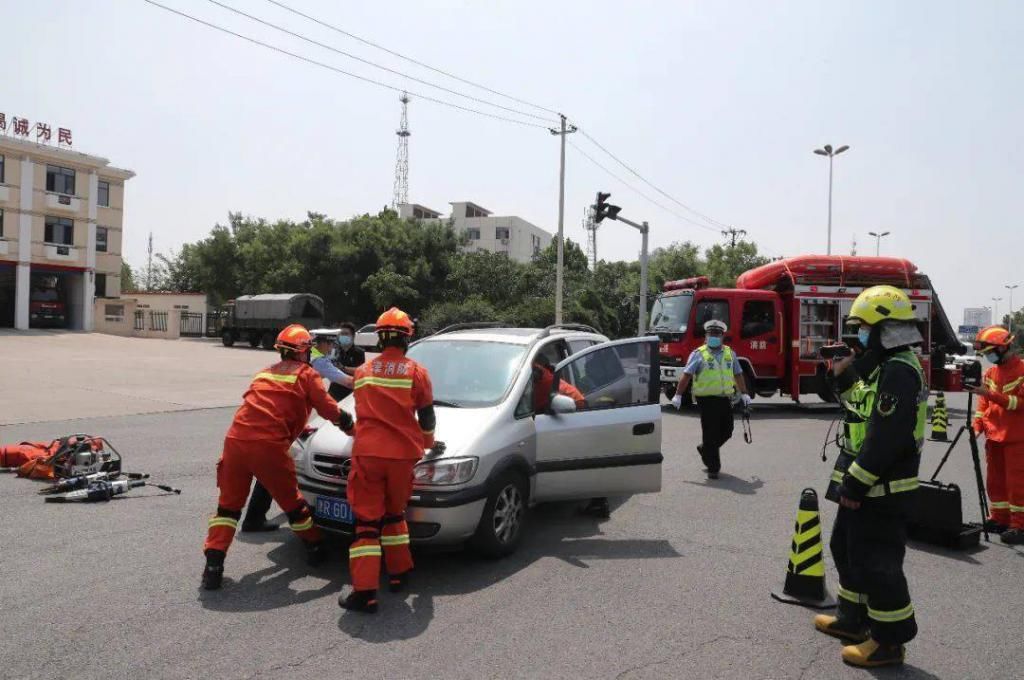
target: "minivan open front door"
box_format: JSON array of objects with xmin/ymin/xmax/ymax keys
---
[{"xmin": 533, "ymin": 337, "xmax": 663, "ymax": 502}]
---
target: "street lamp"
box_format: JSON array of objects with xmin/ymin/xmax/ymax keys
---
[
  {"xmin": 867, "ymin": 230, "xmax": 890, "ymax": 256},
  {"xmin": 813, "ymin": 143, "xmax": 850, "ymax": 255},
  {"xmin": 1006, "ymin": 284, "xmax": 1019, "ymax": 333},
  {"xmin": 992, "ymin": 297, "xmax": 1002, "ymax": 326}
]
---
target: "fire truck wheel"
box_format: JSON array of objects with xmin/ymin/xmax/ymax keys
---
[
  {"xmin": 248, "ymin": 333, "xmax": 261, "ymax": 348},
  {"xmin": 221, "ymin": 330, "xmax": 235, "ymax": 347}
]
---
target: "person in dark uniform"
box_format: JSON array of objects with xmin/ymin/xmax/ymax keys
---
[
  {"xmin": 331, "ymin": 322, "xmax": 366, "ymax": 402},
  {"xmin": 814, "ymin": 286, "xmax": 928, "ymax": 668}
]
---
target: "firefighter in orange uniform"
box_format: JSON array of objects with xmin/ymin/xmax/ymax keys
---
[
  {"xmin": 339, "ymin": 307, "xmax": 440, "ymax": 614},
  {"xmin": 970, "ymin": 326, "xmax": 1024, "ymax": 544},
  {"xmin": 201, "ymin": 324, "xmax": 354, "ymax": 590}
]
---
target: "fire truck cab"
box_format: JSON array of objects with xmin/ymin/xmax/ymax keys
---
[{"xmin": 651, "ymin": 256, "xmax": 964, "ymax": 403}]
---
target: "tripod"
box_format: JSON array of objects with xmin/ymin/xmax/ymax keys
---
[{"xmin": 929, "ymin": 391, "xmax": 990, "ymax": 542}]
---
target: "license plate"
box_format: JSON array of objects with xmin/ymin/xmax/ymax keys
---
[
  {"xmin": 314, "ymin": 496, "xmax": 353, "ymax": 523},
  {"xmin": 663, "ymin": 368, "xmax": 676, "ymax": 378}
]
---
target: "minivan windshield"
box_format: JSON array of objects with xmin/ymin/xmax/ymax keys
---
[
  {"xmin": 650, "ymin": 292, "xmax": 693, "ymax": 332},
  {"xmin": 407, "ymin": 340, "xmax": 526, "ymax": 408}
]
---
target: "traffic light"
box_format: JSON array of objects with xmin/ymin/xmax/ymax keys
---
[{"xmin": 594, "ymin": 191, "xmax": 621, "ymax": 223}]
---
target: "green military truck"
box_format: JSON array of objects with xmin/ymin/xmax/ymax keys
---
[{"xmin": 218, "ymin": 293, "xmax": 325, "ymax": 350}]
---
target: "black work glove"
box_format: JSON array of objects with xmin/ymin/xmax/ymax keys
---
[
  {"xmin": 336, "ymin": 409, "xmax": 355, "ymax": 434},
  {"xmin": 423, "ymin": 441, "xmax": 446, "ymax": 460}
]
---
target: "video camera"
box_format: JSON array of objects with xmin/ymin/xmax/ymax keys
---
[{"xmin": 818, "ymin": 344, "xmax": 854, "ymax": 360}]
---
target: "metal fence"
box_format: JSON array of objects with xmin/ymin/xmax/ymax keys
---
[
  {"xmin": 148, "ymin": 311, "xmax": 168, "ymax": 332},
  {"xmin": 179, "ymin": 311, "xmax": 204, "ymax": 337},
  {"xmin": 134, "ymin": 310, "xmax": 145, "ymax": 331},
  {"xmin": 205, "ymin": 309, "xmax": 227, "ymax": 337}
]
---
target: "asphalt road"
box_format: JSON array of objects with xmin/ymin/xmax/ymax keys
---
[{"xmin": 1, "ymin": 393, "xmax": 1020, "ymax": 680}]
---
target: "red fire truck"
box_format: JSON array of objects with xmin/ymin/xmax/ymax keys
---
[{"xmin": 650, "ymin": 255, "xmax": 967, "ymax": 403}]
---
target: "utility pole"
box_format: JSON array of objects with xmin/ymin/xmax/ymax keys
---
[
  {"xmin": 584, "ymin": 205, "xmax": 599, "ymax": 270},
  {"xmin": 593, "ymin": 192, "xmax": 649, "ymax": 335},
  {"xmin": 721, "ymin": 227, "xmax": 747, "ymax": 248},
  {"xmin": 813, "ymin": 143, "xmax": 850, "ymax": 255},
  {"xmin": 550, "ymin": 114, "xmax": 577, "ymax": 324},
  {"xmin": 1006, "ymin": 284, "xmax": 1019, "ymax": 334},
  {"xmin": 392, "ymin": 93, "xmax": 411, "ymax": 209},
  {"xmin": 146, "ymin": 232, "xmax": 154, "ymax": 291}
]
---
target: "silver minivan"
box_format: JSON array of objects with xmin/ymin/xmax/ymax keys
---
[{"xmin": 293, "ymin": 324, "xmax": 663, "ymax": 557}]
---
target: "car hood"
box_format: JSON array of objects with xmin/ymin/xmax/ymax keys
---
[{"xmin": 304, "ymin": 405, "xmax": 501, "ymax": 460}]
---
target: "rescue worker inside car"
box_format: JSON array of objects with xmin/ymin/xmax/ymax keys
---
[
  {"xmin": 339, "ymin": 307, "xmax": 441, "ymax": 614},
  {"xmin": 671, "ymin": 319, "xmax": 751, "ymax": 479},
  {"xmin": 815, "ymin": 286, "xmax": 926, "ymax": 668},
  {"xmin": 202, "ymin": 324, "xmax": 354, "ymax": 590},
  {"xmin": 970, "ymin": 325, "xmax": 1024, "ymax": 544},
  {"xmin": 240, "ymin": 329, "xmax": 357, "ymax": 533}
]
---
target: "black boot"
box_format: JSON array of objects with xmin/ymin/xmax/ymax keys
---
[
  {"xmin": 388, "ymin": 571, "xmax": 411, "ymax": 593},
  {"xmin": 1000, "ymin": 528, "xmax": 1024, "ymax": 545},
  {"xmin": 339, "ymin": 589, "xmax": 379, "ymax": 613},
  {"xmin": 983, "ymin": 519, "xmax": 1008, "ymax": 534},
  {"xmin": 240, "ymin": 519, "xmax": 280, "ymax": 533},
  {"xmin": 306, "ymin": 541, "xmax": 328, "ymax": 566},
  {"xmin": 201, "ymin": 549, "xmax": 225, "ymax": 591}
]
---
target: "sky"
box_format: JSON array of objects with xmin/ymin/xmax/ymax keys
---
[{"xmin": 5, "ymin": 0, "xmax": 1022, "ymax": 324}]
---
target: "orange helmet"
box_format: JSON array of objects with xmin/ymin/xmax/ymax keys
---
[
  {"xmin": 974, "ymin": 325, "xmax": 1015, "ymax": 352},
  {"xmin": 274, "ymin": 324, "xmax": 313, "ymax": 353},
  {"xmin": 376, "ymin": 307, "xmax": 414, "ymax": 336}
]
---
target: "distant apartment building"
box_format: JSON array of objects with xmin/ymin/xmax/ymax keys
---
[
  {"xmin": 963, "ymin": 307, "xmax": 992, "ymax": 328},
  {"xmin": 0, "ymin": 134, "xmax": 134, "ymax": 330},
  {"xmin": 398, "ymin": 201, "xmax": 552, "ymax": 263}
]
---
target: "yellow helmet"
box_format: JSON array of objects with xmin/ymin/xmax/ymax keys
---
[{"xmin": 847, "ymin": 285, "xmax": 915, "ymax": 326}]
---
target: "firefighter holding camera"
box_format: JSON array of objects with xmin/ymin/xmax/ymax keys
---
[
  {"xmin": 815, "ymin": 286, "xmax": 927, "ymax": 668},
  {"xmin": 969, "ymin": 326, "xmax": 1024, "ymax": 544}
]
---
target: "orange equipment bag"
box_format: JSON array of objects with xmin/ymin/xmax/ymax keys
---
[
  {"xmin": 1, "ymin": 441, "xmax": 58, "ymax": 470},
  {"xmin": 1, "ymin": 435, "xmax": 119, "ymax": 481}
]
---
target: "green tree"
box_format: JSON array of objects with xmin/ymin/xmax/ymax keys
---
[
  {"xmin": 702, "ymin": 240, "xmax": 770, "ymax": 287},
  {"xmin": 120, "ymin": 261, "xmax": 137, "ymax": 293}
]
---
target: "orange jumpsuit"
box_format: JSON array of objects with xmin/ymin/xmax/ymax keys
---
[
  {"xmin": 533, "ymin": 368, "xmax": 586, "ymax": 412},
  {"xmin": 204, "ymin": 360, "xmax": 340, "ymax": 554},
  {"xmin": 973, "ymin": 354, "xmax": 1024, "ymax": 529},
  {"xmin": 347, "ymin": 347, "xmax": 434, "ymax": 592}
]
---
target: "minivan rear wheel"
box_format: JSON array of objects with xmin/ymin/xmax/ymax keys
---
[{"xmin": 471, "ymin": 470, "xmax": 528, "ymax": 559}]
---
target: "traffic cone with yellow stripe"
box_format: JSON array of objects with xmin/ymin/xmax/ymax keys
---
[
  {"xmin": 929, "ymin": 392, "xmax": 948, "ymax": 441},
  {"xmin": 771, "ymin": 488, "xmax": 836, "ymax": 609}
]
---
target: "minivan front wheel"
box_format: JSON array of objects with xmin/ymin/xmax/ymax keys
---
[{"xmin": 471, "ymin": 471, "xmax": 528, "ymax": 558}]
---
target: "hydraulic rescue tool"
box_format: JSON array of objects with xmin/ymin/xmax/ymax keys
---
[
  {"xmin": 43, "ymin": 478, "xmax": 182, "ymax": 503},
  {"xmin": 38, "ymin": 471, "xmax": 149, "ymax": 495}
]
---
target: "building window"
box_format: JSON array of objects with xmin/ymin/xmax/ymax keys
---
[
  {"xmin": 496, "ymin": 227, "xmax": 510, "ymax": 240},
  {"xmin": 45, "ymin": 216, "xmax": 74, "ymax": 245},
  {"xmin": 467, "ymin": 227, "xmax": 480, "ymax": 240},
  {"xmin": 98, "ymin": 181, "xmax": 110, "ymax": 207},
  {"xmin": 0, "ymin": 155, "xmax": 5, "ymax": 183},
  {"xmin": 96, "ymin": 227, "xmax": 108, "ymax": 252},
  {"xmin": 95, "ymin": 273, "xmax": 107, "ymax": 298},
  {"xmin": 46, "ymin": 165, "xmax": 76, "ymax": 196}
]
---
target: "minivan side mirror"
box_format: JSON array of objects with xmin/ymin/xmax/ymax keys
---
[{"xmin": 550, "ymin": 394, "xmax": 577, "ymax": 415}]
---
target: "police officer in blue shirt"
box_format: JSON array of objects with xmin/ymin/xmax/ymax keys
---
[{"xmin": 671, "ymin": 319, "xmax": 751, "ymax": 479}]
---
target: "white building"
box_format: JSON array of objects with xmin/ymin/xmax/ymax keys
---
[
  {"xmin": 963, "ymin": 307, "xmax": 992, "ymax": 328},
  {"xmin": 398, "ymin": 201, "xmax": 552, "ymax": 263}
]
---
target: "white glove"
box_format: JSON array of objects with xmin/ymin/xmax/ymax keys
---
[
  {"xmin": 741, "ymin": 394, "xmax": 753, "ymax": 408},
  {"xmin": 671, "ymin": 394, "xmax": 683, "ymax": 410}
]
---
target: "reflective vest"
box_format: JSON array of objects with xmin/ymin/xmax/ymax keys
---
[{"xmin": 692, "ymin": 345, "xmax": 736, "ymax": 397}]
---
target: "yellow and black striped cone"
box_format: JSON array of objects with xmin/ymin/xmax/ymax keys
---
[
  {"xmin": 930, "ymin": 392, "xmax": 949, "ymax": 441},
  {"xmin": 771, "ymin": 488, "xmax": 836, "ymax": 609}
]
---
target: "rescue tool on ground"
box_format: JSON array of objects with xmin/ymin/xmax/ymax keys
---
[{"xmin": 44, "ymin": 478, "xmax": 181, "ymax": 503}]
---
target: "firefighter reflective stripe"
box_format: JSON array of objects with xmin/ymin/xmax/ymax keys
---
[
  {"xmin": 848, "ymin": 461, "xmax": 879, "ymax": 486},
  {"xmin": 831, "ymin": 469, "xmax": 844, "ymax": 483},
  {"xmin": 1010, "ymin": 504, "xmax": 1024, "ymax": 513},
  {"xmin": 865, "ymin": 477, "xmax": 920, "ymax": 497},
  {"xmin": 208, "ymin": 517, "xmax": 239, "ymax": 530},
  {"xmin": 788, "ymin": 510, "xmax": 823, "ymax": 576},
  {"xmin": 354, "ymin": 377, "xmax": 414, "ymax": 390},
  {"xmin": 1009, "ymin": 396, "xmax": 1019, "ymax": 411},
  {"xmin": 990, "ymin": 501, "xmax": 1011, "ymax": 510},
  {"xmin": 888, "ymin": 351, "xmax": 928, "ymax": 450},
  {"xmin": 380, "ymin": 534, "xmax": 410, "ymax": 546},
  {"xmin": 974, "ymin": 410, "xmax": 986, "ymax": 420},
  {"xmin": 254, "ymin": 372, "xmax": 298, "ymax": 384},
  {"xmin": 692, "ymin": 346, "xmax": 736, "ymax": 397},
  {"xmin": 985, "ymin": 378, "xmax": 998, "ymax": 390},
  {"xmin": 868, "ymin": 603, "xmax": 915, "ymax": 623},
  {"xmin": 838, "ymin": 587, "xmax": 866, "ymax": 604},
  {"xmin": 1003, "ymin": 377, "xmax": 1024, "ymax": 392},
  {"xmin": 349, "ymin": 544, "xmax": 382, "ymax": 559},
  {"xmin": 289, "ymin": 517, "xmax": 314, "ymax": 532}
]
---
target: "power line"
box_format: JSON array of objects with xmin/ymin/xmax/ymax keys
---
[
  {"xmin": 204, "ymin": 0, "xmax": 555, "ymax": 123},
  {"xmin": 567, "ymin": 140, "xmax": 719, "ymax": 234},
  {"xmin": 141, "ymin": 0, "xmax": 551, "ymax": 130},
  {"xmin": 264, "ymin": 0, "xmax": 560, "ymax": 117},
  {"xmin": 575, "ymin": 127, "xmax": 734, "ymax": 230}
]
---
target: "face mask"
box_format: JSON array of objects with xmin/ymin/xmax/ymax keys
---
[
  {"xmin": 338, "ymin": 335, "xmax": 353, "ymax": 348},
  {"xmin": 707, "ymin": 336, "xmax": 723, "ymax": 349},
  {"xmin": 985, "ymin": 351, "xmax": 1001, "ymax": 364},
  {"xmin": 857, "ymin": 328, "xmax": 871, "ymax": 348}
]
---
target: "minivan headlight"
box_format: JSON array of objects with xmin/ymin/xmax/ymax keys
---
[{"xmin": 414, "ymin": 457, "xmax": 478, "ymax": 486}]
